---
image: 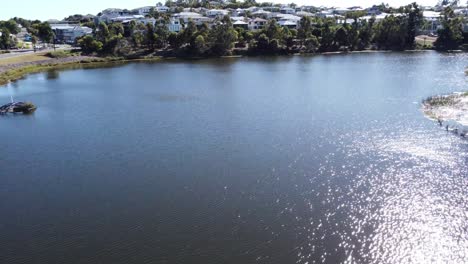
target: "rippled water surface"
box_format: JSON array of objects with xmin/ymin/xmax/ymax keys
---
[{"xmin": 1, "ymin": 52, "xmax": 467, "ymax": 264}]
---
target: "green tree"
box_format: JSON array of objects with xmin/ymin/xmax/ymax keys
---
[
  {"xmin": 373, "ymin": 15, "xmax": 407, "ymax": 50},
  {"xmin": 194, "ymin": 35, "xmax": 207, "ymax": 54},
  {"xmin": 434, "ymin": 7, "xmax": 464, "ymax": 50},
  {"xmin": 208, "ymin": 16, "xmax": 238, "ymax": 55},
  {"xmin": 0, "ymin": 29, "xmax": 12, "ymax": 49},
  {"xmin": 146, "ymin": 23, "xmax": 157, "ymax": 49},
  {"xmin": 404, "ymin": 3, "xmax": 423, "ymax": 48},
  {"xmin": 78, "ymin": 35, "xmax": 103, "ymax": 54},
  {"xmin": 298, "ymin": 16, "xmax": 313, "ymax": 47},
  {"xmin": 96, "ymin": 22, "xmax": 110, "ymax": 42},
  {"xmin": 0, "ymin": 20, "xmax": 20, "ymax": 34},
  {"xmin": 335, "ymin": 26, "xmax": 349, "ymax": 48},
  {"xmin": 33, "ymin": 22, "xmax": 54, "ymax": 43},
  {"xmin": 109, "ymin": 23, "xmax": 124, "ymax": 36},
  {"xmin": 304, "ymin": 36, "xmax": 319, "ymax": 52}
]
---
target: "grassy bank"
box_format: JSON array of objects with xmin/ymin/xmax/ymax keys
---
[
  {"xmin": 0, "ymin": 52, "xmax": 52, "ymax": 66},
  {"xmin": 0, "ymin": 55, "xmax": 167, "ymax": 87}
]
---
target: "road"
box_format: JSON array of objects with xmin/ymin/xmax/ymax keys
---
[{"xmin": 0, "ymin": 45, "xmax": 75, "ymax": 60}]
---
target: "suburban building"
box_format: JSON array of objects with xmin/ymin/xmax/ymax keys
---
[
  {"xmin": 134, "ymin": 6, "xmax": 153, "ymax": 16},
  {"xmin": 233, "ymin": 20, "xmax": 248, "ymax": 29},
  {"xmin": 110, "ymin": 15, "xmax": 156, "ymax": 25},
  {"xmin": 420, "ymin": 11, "xmax": 442, "ymax": 34},
  {"xmin": 277, "ymin": 20, "xmax": 298, "ymax": 29},
  {"xmin": 280, "ymin": 7, "xmax": 296, "ymax": 14},
  {"xmin": 206, "ymin": 9, "xmax": 229, "ymax": 17},
  {"xmin": 167, "ymin": 19, "xmax": 182, "ymax": 32},
  {"xmin": 172, "ymin": 12, "xmax": 212, "ymax": 25},
  {"xmin": 251, "ymin": 9, "xmax": 271, "ymax": 19},
  {"xmin": 248, "ymin": 18, "xmax": 267, "ymax": 31},
  {"xmin": 155, "ymin": 6, "xmax": 170, "ymax": 13},
  {"xmin": 51, "ymin": 24, "xmax": 93, "ymax": 43},
  {"xmin": 95, "ymin": 8, "xmax": 133, "ymax": 23}
]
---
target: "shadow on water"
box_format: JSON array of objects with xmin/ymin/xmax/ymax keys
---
[{"xmin": 46, "ymin": 69, "xmax": 60, "ymax": 80}]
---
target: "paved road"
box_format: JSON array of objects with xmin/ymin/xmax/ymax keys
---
[{"xmin": 0, "ymin": 45, "xmax": 75, "ymax": 60}]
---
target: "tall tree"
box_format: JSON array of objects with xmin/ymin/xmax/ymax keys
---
[
  {"xmin": 434, "ymin": 7, "xmax": 464, "ymax": 50},
  {"xmin": 208, "ymin": 16, "xmax": 238, "ymax": 55}
]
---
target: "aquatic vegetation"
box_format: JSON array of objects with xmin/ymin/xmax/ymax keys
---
[{"xmin": 422, "ymin": 92, "xmax": 468, "ymax": 127}]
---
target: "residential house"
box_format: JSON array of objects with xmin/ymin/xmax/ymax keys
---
[
  {"xmin": 277, "ymin": 20, "xmax": 297, "ymax": 29},
  {"xmin": 280, "ymin": 7, "xmax": 296, "ymax": 14},
  {"xmin": 167, "ymin": 19, "xmax": 182, "ymax": 32},
  {"xmin": 296, "ymin": 11, "xmax": 315, "ymax": 17},
  {"xmin": 232, "ymin": 8, "xmax": 246, "ymax": 17},
  {"xmin": 233, "ymin": 20, "xmax": 248, "ymax": 29},
  {"xmin": 206, "ymin": 9, "xmax": 229, "ymax": 18},
  {"xmin": 317, "ymin": 10, "xmax": 333, "ymax": 18},
  {"xmin": 134, "ymin": 6, "xmax": 153, "ymax": 16},
  {"xmin": 96, "ymin": 8, "xmax": 133, "ymax": 23},
  {"xmin": 172, "ymin": 12, "xmax": 212, "ymax": 26},
  {"xmin": 333, "ymin": 7, "xmax": 350, "ymax": 15},
  {"xmin": 155, "ymin": 6, "xmax": 170, "ymax": 13},
  {"xmin": 110, "ymin": 15, "xmax": 155, "ymax": 25},
  {"xmin": 248, "ymin": 17, "xmax": 267, "ymax": 30},
  {"xmin": 251, "ymin": 9, "xmax": 271, "ymax": 19},
  {"xmin": 51, "ymin": 24, "xmax": 93, "ymax": 44},
  {"xmin": 366, "ymin": 5, "xmax": 382, "ymax": 16},
  {"xmin": 420, "ymin": 11, "xmax": 441, "ymax": 34}
]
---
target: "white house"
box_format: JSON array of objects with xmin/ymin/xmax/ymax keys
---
[
  {"xmin": 280, "ymin": 7, "xmax": 296, "ymax": 14},
  {"xmin": 333, "ymin": 7, "xmax": 350, "ymax": 15},
  {"xmin": 421, "ymin": 11, "xmax": 442, "ymax": 34},
  {"xmin": 155, "ymin": 6, "xmax": 170, "ymax": 13},
  {"xmin": 206, "ymin": 9, "xmax": 229, "ymax": 17},
  {"xmin": 232, "ymin": 8, "xmax": 246, "ymax": 17},
  {"xmin": 277, "ymin": 20, "xmax": 298, "ymax": 29},
  {"xmin": 172, "ymin": 12, "xmax": 212, "ymax": 25},
  {"xmin": 233, "ymin": 20, "xmax": 248, "ymax": 29},
  {"xmin": 111, "ymin": 15, "xmax": 156, "ymax": 25},
  {"xmin": 251, "ymin": 9, "xmax": 271, "ymax": 19},
  {"xmin": 317, "ymin": 10, "xmax": 333, "ymax": 18},
  {"xmin": 134, "ymin": 6, "xmax": 153, "ymax": 16},
  {"xmin": 296, "ymin": 11, "xmax": 315, "ymax": 17},
  {"xmin": 167, "ymin": 19, "xmax": 182, "ymax": 32},
  {"xmin": 248, "ymin": 18, "xmax": 267, "ymax": 31}
]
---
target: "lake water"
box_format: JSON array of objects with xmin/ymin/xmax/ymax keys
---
[{"xmin": 1, "ymin": 52, "xmax": 467, "ymax": 264}]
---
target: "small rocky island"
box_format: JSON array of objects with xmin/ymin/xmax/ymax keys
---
[
  {"xmin": 423, "ymin": 92, "xmax": 468, "ymax": 136},
  {"xmin": 0, "ymin": 102, "xmax": 37, "ymax": 114}
]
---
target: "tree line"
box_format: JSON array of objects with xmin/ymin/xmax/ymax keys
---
[
  {"xmin": 1, "ymin": 3, "xmax": 467, "ymax": 54},
  {"xmin": 78, "ymin": 3, "xmax": 435, "ymax": 57},
  {"xmin": 0, "ymin": 18, "xmax": 54, "ymax": 49}
]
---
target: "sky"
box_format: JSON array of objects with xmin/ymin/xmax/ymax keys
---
[{"xmin": 1, "ymin": 0, "xmax": 439, "ymax": 21}]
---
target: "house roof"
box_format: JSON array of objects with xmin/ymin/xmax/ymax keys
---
[
  {"xmin": 274, "ymin": 14, "xmax": 301, "ymax": 21},
  {"xmin": 173, "ymin": 12, "xmax": 202, "ymax": 17},
  {"xmin": 251, "ymin": 17, "xmax": 267, "ymax": 22},
  {"xmin": 278, "ymin": 20, "xmax": 297, "ymax": 26},
  {"xmin": 296, "ymin": 11, "xmax": 314, "ymax": 16},
  {"xmin": 231, "ymin": 16, "xmax": 246, "ymax": 21},
  {"xmin": 233, "ymin": 20, "xmax": 248, "ymax": 25},
  {"xmin": 423, "ymin": 11, "xmax": 440, "ymax": 18},
  {"xmin": 252, "ymin": 10, "xmax": 271, "ymax": 15}
]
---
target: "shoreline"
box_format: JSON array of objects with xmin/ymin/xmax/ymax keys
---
[
  {"xmin": 0, "ymin": 55, "xmax": 168, "ymax": 87},
  {"xmin": 422, "ymin": 91, "xmax": 468, "ymax": 134},
  {"xmin": 0, "ymin": 49, "xmax": 450, "ymax": 88}
]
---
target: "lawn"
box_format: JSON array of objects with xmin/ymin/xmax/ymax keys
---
[{"xmin": 0, "ymin": 52, "xmax": 52, "ymax": 66}]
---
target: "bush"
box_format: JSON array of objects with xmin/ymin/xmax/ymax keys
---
[{"xmin": 45, "ymin": 50, "xmax": 71, "ymax": 58}]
